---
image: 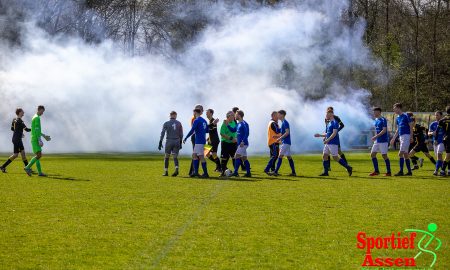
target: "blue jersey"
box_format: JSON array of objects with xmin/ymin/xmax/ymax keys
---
[
  {"xmin": 228, "ymin": 120, "xmax": 249, "ymax": 146},
  {"xmin": 281, "ymin": 119, "xmax": 291, "ymax": 145},
  {"xmin": 396, "ymin": 113, "xmax": 412, "ymax": 136},
  {"xmin": 374, "ymin": 117, "xmax": 389, "ymax": 143},
  {"xmin": 326, "ymin": 120, "xmax": 340, "ymax": 145},
  {"xmin": 429, "ymin": 121, "xmax": 444, "ymax": 144},
  {"xmin": 184, "ymin": 116, "xmax": 208, "ymax": 144}
]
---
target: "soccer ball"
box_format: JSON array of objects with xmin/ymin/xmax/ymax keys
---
[{"xmin": 224, "ymin": 169, "xmax": 233, "ymax": 177}]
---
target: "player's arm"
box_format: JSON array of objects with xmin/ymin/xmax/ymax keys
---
[
  {"xmin": 277, "ymin": 128, "xmax": 289, "ymax": 141},
  {"xmin": 338, "ymin": 120, "xmax": 344, "ymax": 131},
  {"xmin": 158, "ymin": 123, "xmax": 167, "ymax": 150},
  {"xmin": 409, "ymin": 121, "xmax": 414, "ymax": 142},
  {"xmin": 227, "ymin": 124, "xmax": 237, "ymax": 133},
  {"xmin": 373, "ymin": 126, "xmax": 387, "ymax": 140},
  {"xmin": 183, "ymin": 120, "xmax": 197, "ymax": 143},
  {"xmin": 324, "ymin": 129, "xmax": 337, "ymax": 144},
  {"xmin": 23, "ymin": 123, "xmax": 31, "ymax": 132}
]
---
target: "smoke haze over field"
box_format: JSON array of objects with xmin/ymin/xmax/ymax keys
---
[{"xmin": 0, "ymin": 1, "xmax": 379, "ymax": 153}]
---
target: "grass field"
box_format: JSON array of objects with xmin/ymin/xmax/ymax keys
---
[{"xmin": 0, "ymin": 152, "xmax": 448, "ymax": 269}]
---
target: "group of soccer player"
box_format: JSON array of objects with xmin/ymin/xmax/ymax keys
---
[
  {"xmin": 0, "ymin": 105, "xmax": 51, "ymax": 176},
  {"xmin": 2, "ymin": 103, "xmax": 449, "ymax": 178}
]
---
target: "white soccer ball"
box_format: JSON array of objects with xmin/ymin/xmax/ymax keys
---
[{"xmin": 224, "ymin": 169, "xmax": 233, "ymax": 177}]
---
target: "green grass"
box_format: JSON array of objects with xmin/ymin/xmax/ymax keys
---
[{"xmin": 0, "ymin": 152, "xmax": 448, "ymax": 269}]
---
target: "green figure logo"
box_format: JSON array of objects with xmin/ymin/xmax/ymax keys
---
[{"xmin": 405, "ymin": 223, "xmax": 442, "ymax": 268}]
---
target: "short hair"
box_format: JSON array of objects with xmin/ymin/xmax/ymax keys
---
[
  {"xmin": 327, "ymin": 106, "xmax": 334, "ymax": 112},
  {"xmin": 237, "ymin": 110, "xmax": 244, "ymax": 118},
  {"xmin": 37, "ymin": 105, "xmax": 45, "ymax": 111},
  {"xmin": 226, "ymin": 111, "xmax": 233, "ymax": 118},
  {"xmin": 278, "ymin": 110, "xmax": 286, "ymax": 116},
  {"xmin": 373, "ymin": 107, "xmax": 382, "ymax": 112},
  {"xmin": 207, "ymin": 109, "xmax": 214, "ymax": 115},
  {"xmin": 232, "ymin": 107, "xmax": 239, "ymax": 113},
  {"xmin": 194, "ymin": 104, "xmax": 203, "ymax": 112},
  {"xmin": 435, "ymin": 111, "xmax": 443, "ymax": 116},
  {"xmin": 15, "ymin": 108, "xmax": 23, "ymax": 116},
  {"xmin": 393, "ymin": 103, "xmax": 402, "ymax": 109},
  {"xmin": 326, "ymin": 108, "xmax": 334, "ymax": 114},
  {"xmin": 193, "ymin": 108, "xmax": 201, "ymax": 114},
  {"xmin": 407, "ymin": 112, "xmax": 414, "ymax": 117},
  {"xmin": 271, "ymin": 111, "xmax": 277, "ymax": 117},
  {"xmin": 170, "ymin": 111, "xmax": 177, "ymax": 116},
  {"xmin": 446, "ymin": 105, "xmax": 450, "ymax": 114}
]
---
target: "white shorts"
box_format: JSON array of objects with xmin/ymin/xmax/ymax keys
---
[
  {"xmin": 279, "ymin": 144, "xmax": 291, "ymax": 156},
  {"xmin": 236, "ymin": 144, "xmax": 248, "ymax": 157},
  {"xmin": 434, "ymin": 143, "xmax": 444, "ymax": 155},
  {"xmin": 371, "ymin": 141, "xmax": 388, "ymax": 155},
  {"xmin": 399, "ymin": 134, "xmax": 411, "ymax": 153},
  {"xmin": 323, "ymin": 144, "xmax": 339, "ymax": 156},
  {"xmin": 193, "ymin": 144, "xmax": 205, "ymax": 155}
]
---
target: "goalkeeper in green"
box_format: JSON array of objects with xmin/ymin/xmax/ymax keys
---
[{"xmin": 24, "ymin": 105, "xmax": 51, "ymax": 177}]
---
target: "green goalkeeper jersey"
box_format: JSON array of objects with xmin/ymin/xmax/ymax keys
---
[{"xmin": 31, "ymin": 114, "xmax": 41, "ymax": 140}]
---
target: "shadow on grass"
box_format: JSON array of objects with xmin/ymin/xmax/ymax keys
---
[
  {"xmin": 178, "ymin": 176, "xmax": 261, "ymax": 182},
  {"xmin": 42, "ymin": 173, "xmax": 91, "ymax": 182}
]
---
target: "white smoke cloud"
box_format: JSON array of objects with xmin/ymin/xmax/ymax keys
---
[{"xmin": 0, "ymin": 1, "xmax": 377, "ymax": 154}]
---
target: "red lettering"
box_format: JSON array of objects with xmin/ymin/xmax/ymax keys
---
[
  {"xmin": 357, "ymin": 232, "xmax": 366, "ymax": 250},
  {"xmin": 362, "ymin": 254, "xmax": 374, "ymax": 266}
]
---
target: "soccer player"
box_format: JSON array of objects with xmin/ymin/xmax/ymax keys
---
[
  {"xmin": 264, "ymin": 111, "xmax": 280, "ymax": 174},
  {"xmin": 159, "ymin": 111, "xmax": 183, "ymax": 177},
  {"xmin": 408, "ymin": 112, "xmax": 436, "ymax": 169},
  {"xmin": 315, "ymin": 108, "xmax": 353, "ymax": 176},
  {"xmin": 205, "ymin": 109, "xmax": 221, "ymax": 172},
  {"xmin": 183, "ymin": 108, "xmax": 209, "ymax": 178},
  {"xmin": 438, "ymin": 105, "xmax": 450, "ymax": 176},
  {"xmin": 24, "ymin": 105, "xmax": 51, "ymax": 177},
  {"xmin": 0, "ymin": 108, "xmax": 31, "ymax": 173},
  {"xmin": 219, "ymin": 111, "xmax": 237, "ymax": 177},
  {"xmin": 226, "ymin": 110, "xmax": 251, "ymax": 177},
  {"xmin": 232, "ymin": 106, "xmax": 246, "ymax": 172},
  {"xmin": 271, "ymin": 110, "xmax": 296, "ymax": 176},
  {"xmin": 369, "ymin": 107, "xmax": 391, "ymax": 176},
  {"xmin": 324, "ymin": 107, "xmax": 347, "ymax": 170},
  {"xmin": 389, "ymin": 103, "xmax": 414, "ymax": 176},
  {"xmin": 428, "ymin": 111, "xmax": 445, "ymax": 176},
  {"xmin": 188, "ymin": 104, "xmax": 204, "ymax": 176}
]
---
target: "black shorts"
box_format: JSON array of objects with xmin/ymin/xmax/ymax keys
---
[
  {"xmin": 269, "ymin": 143, "xmax": 280, "ymax": 158},
  {"xmin": 13, "ymin": 140, "xmax": 24, "ymax": 154},
  {"xmin": 412, "ymin": 142, "xmax": 429, "ymax": 153},
  {"xmin": 210, "ymin": 140, "xmax": 220, "ymax": 153},
  {"xmin": 221, "ymin": 141, "xmax": 237, "ymax": 159}
]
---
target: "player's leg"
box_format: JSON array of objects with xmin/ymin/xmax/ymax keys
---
[
  {"xmin": 163, "ymin": 142, "xmax": 171, "ymax": 176},
  {"xmin": 25, "ymin": 140, "xmax": 41, "ymax": 176},
  {"xmin": 35, "ymin": 152, "xmax": 45, "ymax": 176},
  {"xmin": 0, "ymin": 153, "xmax": 19, "ymax": 173},
  {"xmin": 195, "ymin": 144, "xmax": 208, "ymax": 178},
  {"xmin": 442, "ymin": 141, "xmax": 450, "ymax": 176},
  {"xmin": 369, "ymin": 142, "xmax": 380, "ymax": 176},
  {"xmin": 242, "ymin": 146, "xmax": 251, "ymax": 177},
  {"xmin": 433, "ymin": 144, "xmax": 443, "ymax": 176},
  {"xmin": 320, "ymin": 145, "xmax": 330, "ymax": 176},
  {"xmin": 20, "ymin": 150, "xmax": 29, "ymax": 167},
  {"xmin": 409, "ymin": 147, "xmax": 419, "ymax": 170},
  {"xmin": 422, "ymin": 146, "xmax": 436, "ymax": 165},
  {"xmin": 332, "ymin": 145, "xmax": 352, "ymax": 176},
  {"xmin": 380, "ymin": 142, "xmax": 391, "ymax": 176},
  {"xmin": 220, "ymin": 142, "xmax": 229, "ymax": 176},
  {"xmin": 232, "ymin": 153, "xmax": 242, "ymax": 176},
  {"xmin": 188, "ymin": 136, "xmax": 195, "ymax": 176},
  {"xmin": 338, "ymin": 144, "xmax": 347, "ymax": 163},
  {"xmin": 171, "ymin": 142, "xmax": 180, "ymax": 177},
  {"xmin": 190, "ymin": 148, "xmax": 200, "ymax": 177},
  {"xmin": 287, "ymin": 155, "xmax": 296, "ymax": 176},
  {"xmin": 273, "ymin": 144, "xmax": 287, "ymax": 175},
  {"xmin": 264, "ymin": 144, "xmax": 276, "ymax": 174},
  {"xmin": 403, "ymin": 137, "xmax": 412, "ymax": 175}
]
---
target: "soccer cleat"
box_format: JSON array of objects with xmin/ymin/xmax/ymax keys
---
[
  {"xmin": 230, "ymin": 172, "xmax": 239, "ymax": 177},
  {"xmin": 289, "ymin": 173, "xmax": 297, "ymax": 177},
  {"xmin": 319, "ymin": 173, "xmax": 329, "ymax": 176},
  {"xmin": 24, "ymin": 167, "xmax": 32, "ymax": 176},
  {"xmin": 440, "ymin": 171, "xmax": 447, "ymax": 177},
  {"xmin": 405, "ymin": 172, "xmax": 413, "ymax": 176},
  {"xmin": 199, "ymin": 174, "xmax": 210, "ymax": 178},
  {"xmin": 190, "ymin": 173, "xmax": 199, "ymax": 178},
  {"xmin": 162, "ymin": 171, "xmax": 169, "ymax": 176},
  {"xmin": 394, "ymin": 171, "xmax": 404, "ymax": 176},
  {"xmin": 38, "ymin": 173, "xmax": 47, "ymax": 177},
  {"xmin": 0, "ymin": 166, "xmax": 6, "ymax": 173},
  {"xmin": 369, "ymin": 172, "xmax": 380, "ymax": 176},
  {"xmin": 384, "ymin": 172, "xmax": 392, "ymax": 176},
  {"xmin": 271, "ymin": 172, "xmax": 280, "ymax": 177},
  {"xmin": 412, "ymin": 165, "xmax": 419, "ymax": 171},
  {"xmin": 171, "ymin": 170, "xmax": 179, "ymax": 177},
  {"xmin": 264, "ymin": 170, "xmax": 271, "ymax": 176},
  {"xmin": 433, "ymin": 171, "xmax": 438, "ymax": 176},
  {"xmin": 419, "ymin": 158, "xmax": 424, "ymax": 167},
  {"xmin": 243, "ymin": 173, "xmax": 252, "ymax": 177},
  {"xmin": 347, "ymin": 166, "xmax": 353, "ymax": 176}
]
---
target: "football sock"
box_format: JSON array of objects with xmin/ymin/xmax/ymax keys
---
[
  {"xmin": 405, "ymin": 159, "xmax": 412, "ymax": 173},
  {"xmin": 174, "ymin": 158, "xmax": 179, "ymax": 169},
  {"xmin": 193, "ymin": 160, "xmax": 199, "ymax": 175},
  {"xmin": 23, "ymin": 159, "xmax": 28, "ymax": 166},
  {"xmin": 288, "ymin": 158, "xmax": 296, "ymax": 174},
  {"xmin": 429, "ymin": 157, "xmax": 436, "ymax": 165},
  {"xmin": 384, "ymin": 159, "xmax": 391, "ymax": 173},
  {"xmin": 338, "ymin": 158, "xmax": 349, "ymax": 169},
  {"xmin": 372, "ymin": 158, "xmax": 379, "ymax": 173},
  {"xmin": 244, "ymin": 160, "xmax": 251, "ymax": 174},
  {"xmin": 36, "ymin": 160, "xmax": 42, "ymax": 174},
  {"xmin": 1, "ymin": 159, "xmax": 12, "ymax": 168},
  {"xmin": 234, "ymin": 159, "xmax": 242, "ymax": 174},
  {"xmin": 399, "ymin": 158, "xmax": 404, "ymax": 173},
  {"xmin": 275, "ymin": 158, "xmax": 283, "ymax": 173},
  {"xmin": 201, "ymin": 162, "xmax": 208, "ymax": 175},
  {"xmin": 25, "ymin": 157, "xmax": 38, "ymax": 169},
  {"xmin": 164, "ymin": 158, "xmax": 169, "ymax": 170}
]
